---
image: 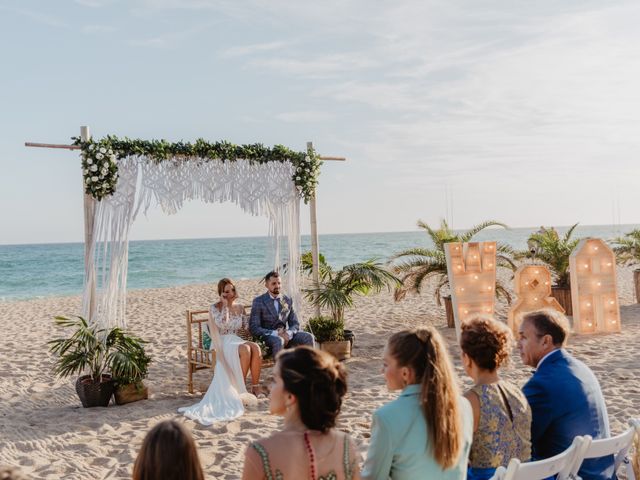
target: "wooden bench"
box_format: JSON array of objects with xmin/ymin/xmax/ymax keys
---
[{"xmin": 186, "ymin": 308, "xmax": 274, "ymax": 393}]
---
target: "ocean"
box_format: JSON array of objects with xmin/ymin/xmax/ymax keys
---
[{"xmin": 1, "ymin": 224, "xmax": 637, "ymax": 301}]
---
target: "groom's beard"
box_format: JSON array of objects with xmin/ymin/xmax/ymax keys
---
[{"xmin": 269, "ymin": 287, "xmax": 280, "ymax": 296}]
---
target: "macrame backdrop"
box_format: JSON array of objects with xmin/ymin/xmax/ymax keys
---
[{"xmin": 82, "ymin": 156, "xmax": 302, "ymax": 330}]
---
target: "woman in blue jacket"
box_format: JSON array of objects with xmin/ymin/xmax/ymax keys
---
[{"xmin": 362, "ymin": 327, "xmax": 473, "ymax": 480}]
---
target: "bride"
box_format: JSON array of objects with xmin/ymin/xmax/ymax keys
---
[{"xmin": 179, "ymin": 278, "xmax": 263, "ymax": 425}]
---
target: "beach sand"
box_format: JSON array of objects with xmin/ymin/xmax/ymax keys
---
[{"xmin": 1, "ymin": 268, "xmax": 639, "ymax": 479}]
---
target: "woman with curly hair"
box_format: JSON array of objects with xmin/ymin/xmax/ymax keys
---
[{"xmin": 460, "ymin": 316, "xmax": 531, "ymax": 480}]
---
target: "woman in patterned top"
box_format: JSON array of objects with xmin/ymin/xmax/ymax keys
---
[
  {"xmin": 460, "ymin": 316, "xmax": 532, "ymax": 480},
  {"xmin": 242, "ymin": 346, "xmax": 360, "ymax": 480}
]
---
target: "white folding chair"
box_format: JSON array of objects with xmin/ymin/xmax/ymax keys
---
[
  {"xmin": 571, "ymin": 419, "xmax": 640, "ymax": 480},
  {"xmin": 490, "ymin": 436, "xmax": 587, "ymax": 480}
]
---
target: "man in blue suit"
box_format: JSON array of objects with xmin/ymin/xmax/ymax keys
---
[
  {"xmin": 518, "ymin": 309, "xmax": 614, "ymax": 480},
  {"xmin": 249, "ymin": 271, "xmax": 314, "ymax": 356}
]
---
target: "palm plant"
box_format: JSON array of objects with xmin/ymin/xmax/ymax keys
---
[
  {"xmin": 302, "ymin": 254, "xmax": 401, "ymax": 323},
  {"xmin": 518, "ymin": 224, "xmax": 580, "ymax": 288},
  {"xmin": 612, "ymin": 229, "xmax": 640, "ymax": 267},
  {"xmin": 48, "ymin": 316, "xmax": 150, "ymax": 385},
  {"xmin": 389, "ymin": 219, "xmax": 515, "ymax": 305}
]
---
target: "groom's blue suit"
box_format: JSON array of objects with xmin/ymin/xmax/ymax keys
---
[
  {"xmin": 249, "ymin": 292, "xmax": 314, "ymax": 356},
  {"xmin": 523, "ymin": 349, "xmax": 614, "ymax": 480}
]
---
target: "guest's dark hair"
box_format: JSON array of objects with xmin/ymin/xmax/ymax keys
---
[
  {"xmin": 217, "ymin": 277, "xmax": 236, "ymax": 296},
  {"xmin": 460, "ymin": 316, "xmax": 513, "ymax": 371},
  {"xmin": 522, "ymin": 309, "xmax": 570, "ymax": 346},
  {"xmin": 387, "ymin": 327, "xmax": 462, "ymax": 470},
  {"xmin": 277, "ymin": 346, "xmax": 347, "ymax": 433},
  {"xmin": 132, "ymin": 420, "xmax": 204, "ymax": 480},
  {"xmin": 264, "ymin": 271, "xmax": 280, "ymax": 282},
  {"xmin": 0, "ymin": 465, "xmax": 30, "ymax": 480}
]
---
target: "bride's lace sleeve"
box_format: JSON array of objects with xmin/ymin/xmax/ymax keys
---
[{"xmin": 210, "ymin": 305, "xmax": 229, "ymax": 328}]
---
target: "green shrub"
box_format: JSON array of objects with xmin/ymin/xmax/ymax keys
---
[{"xmin": 304, "ymin": 316, "xmax": 345, "ymax": 343}]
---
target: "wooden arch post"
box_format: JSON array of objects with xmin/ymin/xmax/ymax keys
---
[{"xmin": 307, "ymin": 141, "xmax": 322, "ymax": 319}]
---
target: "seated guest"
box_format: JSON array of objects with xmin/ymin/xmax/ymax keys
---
[
  {"xmin": 133, "ymin": 420, "xmax": 204, "ymax": 480},
  {"xmin": 362, "ymin": 327, "xmax": 473, "ymax": 480},
  {"xmin": 242, "ymin": 346, "xmax": 359, "ymax": 480},
  {"xmin": 518, "ymin": 309, "xmax": 614, "ymax": 480},
  {"xmin": 460, "ymin": 316, "xmax": 531, "ymax": 480}
]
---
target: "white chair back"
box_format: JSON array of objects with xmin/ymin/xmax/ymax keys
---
[
  {"xmin": 571, "ymin": 419, "xmax": 640, "ymax": 480},
  {"xmin": 490, "ymin": 436, "xmax": 587, "ymax": 480}
]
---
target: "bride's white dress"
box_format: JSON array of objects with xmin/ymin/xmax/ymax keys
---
[{"xmin": 179, "ymin": 304, "xmax": 256, "ymax": 425}]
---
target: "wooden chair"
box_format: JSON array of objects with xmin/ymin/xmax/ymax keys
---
[
  {"xmin": 490, "ymin": 436, "xmax": 588, "ymax": 480},
  {"xmin": 186, "ymin": 307, "xmax": 274, "ymax": 394},
  {"xmin": 570, "ymin": 419, "xmax": 640, "ymax": 480}
]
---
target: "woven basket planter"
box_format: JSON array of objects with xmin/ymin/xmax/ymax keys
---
[{"xmin": 75, "ymin": 374, "xmax": 115, "ymax": 408}]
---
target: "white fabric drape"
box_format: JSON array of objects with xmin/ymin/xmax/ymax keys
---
[{"xmin": 82, "ymin": 156, "xmax": 302, "ymax": 330}]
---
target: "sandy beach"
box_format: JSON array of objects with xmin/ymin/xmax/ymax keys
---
[{"xmin": 1, "ymin": 267, "xmax": 639, "ymax": 479}]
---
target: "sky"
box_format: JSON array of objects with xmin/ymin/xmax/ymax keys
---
[{"xmin": 1, "ymin": 0, "xmax": 639, "ymax": 245}]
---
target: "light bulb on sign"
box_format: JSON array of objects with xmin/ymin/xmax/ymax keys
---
[
  {"xmin": 609, "ymin": 300, "xmax": 615, "ymax": 305},
  {"xmin": 597, "ymin": 282, "xmax": 601, "ymax": 287},
  {"xmin": 607, "ymin": 262, "xmax": 612, "ymax": 267},
  {"xmin": 487, "ymin": 286, "xmax": 492, "ymax": 291},
  {"xmin": 473, "ymin": 255, "xmax": 477, "ymax": 259},
  {"xmin": 473, "ymin": 275, "xmax": 478, "ymax": 280},
  {"xmin": 534, "ymin": 270, "xmax": 539, "ymax": 274},
  {"xmin": 586, "ymin": 302, "xmax": 591, "ymax": 307},
  {"xmin": 534, "ymin": 297, "xmax": 538, "ymax": 301},
  {"xmin": 485, "ymin": 307, "xmax": 491, "ymax": 312}
]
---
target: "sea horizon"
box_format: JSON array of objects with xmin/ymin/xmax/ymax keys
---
[{"xmin": 1, "ymin": 223, "xmax": 638, "ymax": 302}]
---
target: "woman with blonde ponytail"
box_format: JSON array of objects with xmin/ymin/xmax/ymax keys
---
[{"xmin": 362, "ymin": 327, "xmax": 473, "ymax": 480}]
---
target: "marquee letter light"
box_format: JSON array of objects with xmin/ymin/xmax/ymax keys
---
[
  {"xmin": 507, "ymin": 265, "xmax": 565, "ymax": 334},
  {"xmin": 569, "ymin": 238, "xmax": 620, "ymax": 334},
  {"xmin": 444, "ymin": 241, "xmax": 497, "ymax": 338}
]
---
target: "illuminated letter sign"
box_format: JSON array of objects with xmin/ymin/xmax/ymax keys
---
[
  {"xmin": 507, "ymin": 265, "xmax": 564, "ymax": 334},
  {"xmin": 569, "ymin": 238, "xmax": 620, "ymax": 334},
  {"xmin": 444, "ymin": 241, "xmax": 497, "ymax": 338}
]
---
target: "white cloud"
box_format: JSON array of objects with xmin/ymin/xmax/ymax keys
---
[
  {"xmin": 0, "ymin": 6, "xmax": 67, "ymax": 28},
  {"xmin": 75, "ymin": 0, "xmax": 116, "ymax": 7},
  {"xmin": 81, "ymin": 24, "xmax": 116, "ymax": 34},
  {"xmin": 275, "ymin": 111, "xmax": 335, "ymax": 123},
  {"xmin": 219, "ymin": 41, "xmax": 286, "ymax": 58}
]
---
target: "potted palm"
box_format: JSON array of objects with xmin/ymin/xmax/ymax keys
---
[
  {"xmin": 612, "ymin": 228, "xmax": 640, "ymax": 303},
  {"xmin": 390, "ymin": 219, "xmax": 515, "ymax": 327},
  {"xmin": 518, "ymin": 224, "xmax": 580, "ymax": 315},
  {"xmin": 302, "ymin": 253, "xmax": 400, "ymax": 360},
  {"xmin": 48, "ymin": 316, "xmax": 151, "ymax": 408},
  {"xmin": 111, "ymin": 330, "xmax": 151, "ymax": 405}
]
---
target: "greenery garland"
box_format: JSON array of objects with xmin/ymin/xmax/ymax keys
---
[{"xmin": 72, "ymin": 135, "xmax": 322, "ymax": 203}]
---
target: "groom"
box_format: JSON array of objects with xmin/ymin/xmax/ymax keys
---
[{"xmin": 249, "ymin": 271, "xmax": 314, "ymax": 356}]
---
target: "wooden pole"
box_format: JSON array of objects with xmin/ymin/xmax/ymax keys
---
[
  {"xmin": 307, "ymin": 141, "xmax": 322, "ymax": 319},
  {"xmin": 81, "ymin": 126, "xmax": 97, "ymax": 322}
]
